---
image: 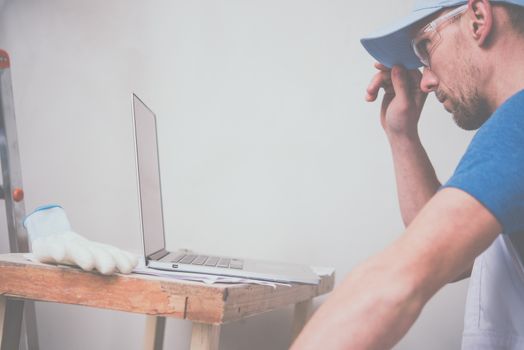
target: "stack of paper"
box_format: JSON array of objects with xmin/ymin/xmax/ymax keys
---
[
  {"xmin": 133, "ymin": 258, "xmax": 334, "ymax": 288},
  {"xmin": 133, "ymin": 264, "xmax": 292, "ymax": 287}
]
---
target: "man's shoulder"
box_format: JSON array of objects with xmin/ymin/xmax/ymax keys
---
[
  {"xmin": 493, "ymin": 89, "xmax": 524, "ymax": 119},
  {"xmin": 474, "ymin": 89, "xmax": 524, "ymax": 139}
]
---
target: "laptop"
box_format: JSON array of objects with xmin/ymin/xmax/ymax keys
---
[{"xmin": 132, "ymin": 94, "xmax": 319, "ymax": 284}]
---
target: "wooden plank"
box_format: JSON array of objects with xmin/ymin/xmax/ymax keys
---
[
  {"xmin": 0, "ymin": 254, "xmax": 189, "ymax": 317},
  {"xmin": 190, "ymin": 323, "xmax": 220, "ymax": 350},
  {"xmin": 160, "ymin": 280, "xmax": 225, "ymax": 324},
  {"xmin": 0, "ymin": 254, "xmax": 335, "ymax": 324},
  {"xmin": 214, "ymin": 272, "xmax": 335, "ymax": 323}
]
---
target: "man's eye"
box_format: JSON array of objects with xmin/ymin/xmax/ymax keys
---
[{"xmin": 417, "ymin": 38, "xmax": 431, "ymax": 55}]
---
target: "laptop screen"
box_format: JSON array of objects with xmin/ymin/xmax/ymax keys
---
[{"xmin": 132, "ymin": 94, "xmax": 166, "ymax": 257}]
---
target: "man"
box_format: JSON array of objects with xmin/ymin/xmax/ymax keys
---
[{"xmin": 292, "ymin": 0, "xmax": 524, "ymax": 349}]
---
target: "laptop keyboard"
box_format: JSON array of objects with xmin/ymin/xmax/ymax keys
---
[{"xmin": 171, "ymin": 254, "xmax": 244, "ymax": 270}]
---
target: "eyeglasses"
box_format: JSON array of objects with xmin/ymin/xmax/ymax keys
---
[{"xmin": 412, "ymin": 4, "xmax": 468, "ymax": 67}]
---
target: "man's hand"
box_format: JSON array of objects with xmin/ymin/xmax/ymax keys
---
[
  {"xmin": 366, "ymin": 63, "xmax": 427, "ymax": 137},
  {"xmin": 366, "ymin": 63, "xmax": 439, "ymax": 226}
]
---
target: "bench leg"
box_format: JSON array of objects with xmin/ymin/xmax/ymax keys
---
[
  {"xmin": 144, "ymin": 316, "xmax": 166, "ymax": 350},
  {"xmin": 291, "ymin": 298, "xmax": 313, "ymax": 340},
  {"xmin": 0, "ymin": 295, "xmax": 25, "ymax": 350},
  {"xmin": 24, "ymin": 301, "xmax": 40, "ymax": 350},
  {"xmin": 190, "ymin": 323, "xmax": 220, "ymax": 350},
  {"xmin": 0, "ymin": 296, "xmax": 5, "ymax": 348}
]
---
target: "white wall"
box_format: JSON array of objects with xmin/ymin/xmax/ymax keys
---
[{"xmin": 0, "ymin": 0, "xmax": 475, "ymax": 349}]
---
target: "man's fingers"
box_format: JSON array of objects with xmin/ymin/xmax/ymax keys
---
[
  {"xmin": 368, "ymin": 64, "xmax": 424, "ymax": 103},
  {"xmin": 408, "ymin": 69, "xmax": 426, "ymax": 90},
  {"xmin": 390, "ymin": 65, "xmax": 412, "ymax": 102},
  {"xmin": 407, "ymin": 69, "xmax": 428, "ymax": 107},
  {"xmin": 366, "ymin": 70, "xmax": 392, "ymax": 101},
  {"xmin": 374, "ymin": 62, "xmax": 391, "ymax": 72},
  {"xmin": 407, "ymin": 68, "xmax": 423, "ymax": 95},
  {"xmin": 366, "ymin": 62, "xmax": 396, "ymax": 101},
  {"xmin": 407, "ymin": 67, "xmax": 422, "ymax": 81}
]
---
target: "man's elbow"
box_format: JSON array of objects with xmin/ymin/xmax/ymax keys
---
[{"xmin": 450, "ymin": 264, "xmax": 473, "ymax": 283}]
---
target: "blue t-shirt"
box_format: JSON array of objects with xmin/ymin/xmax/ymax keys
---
[{"xmin": 443, "ymin": 89, "xmax": 524, "ymax": 235}]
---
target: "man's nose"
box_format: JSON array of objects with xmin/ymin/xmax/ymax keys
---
[{"xmin": 420, "ymin": 67, "xmax": 439, "ymax": 93}]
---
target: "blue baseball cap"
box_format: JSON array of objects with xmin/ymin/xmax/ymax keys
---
[{"xmin": 361, "ymin": 0, "xmax": 524, "ymax": 69}]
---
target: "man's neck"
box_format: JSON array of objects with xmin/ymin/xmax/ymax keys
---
[{"xmin": 484, "ymin": 37, "xmax": 524, "ymax": 111}]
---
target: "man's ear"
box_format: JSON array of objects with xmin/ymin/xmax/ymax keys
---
[{"xmin": 467, "ymin": 0, "xmax": 493, "ymax": 46}]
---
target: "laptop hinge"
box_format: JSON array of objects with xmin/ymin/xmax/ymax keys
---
[{"xmin": 148, "ymin": 249, "xmax": 169, "ymax": 261}]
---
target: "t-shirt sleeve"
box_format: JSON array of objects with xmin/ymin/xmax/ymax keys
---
[{"xmin": 442, "ymin": 92, "xmax": 524, "ymax": 235}]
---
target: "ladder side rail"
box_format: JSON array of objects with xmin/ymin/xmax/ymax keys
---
[
  {"xmin": 0, "ymin": 49, "xmax": 39, "ymax": 350},
  {"xmin": 0, "ymin": 49, "xmax": 27, "ymax": 253}
]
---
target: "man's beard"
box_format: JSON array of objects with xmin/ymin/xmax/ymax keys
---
[
  {"xmin": 437, "ymin": 86, "xmax": 491, "ymax": 131},
  {"xmin": 435, "ymin": 41, "xmax": 491, "ymax": 130}
]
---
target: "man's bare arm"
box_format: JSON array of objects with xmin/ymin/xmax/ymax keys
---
[
  {"xmin": 388, "ymin": 133, "xmax": 441, "ymax": 225},
  {"xmin": 367, "ymin": 64, "xmax": 440, "ymax": 226},
  {"xmin": 291, "ymin": 187, "xmax": 501, "ymax": 350},
  {"xmin": 366, "ymin": 64, "xmax": 472, "ymax": 280}
]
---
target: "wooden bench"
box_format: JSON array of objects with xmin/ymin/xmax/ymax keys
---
[{"xmin": 0, "ymin": 253, "xmax": 334, "ymax": 349}]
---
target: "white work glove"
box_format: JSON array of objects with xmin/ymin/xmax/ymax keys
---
[{"xmin": 24, "ymin": 205, "xmax": 138, "ymax": 275}]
